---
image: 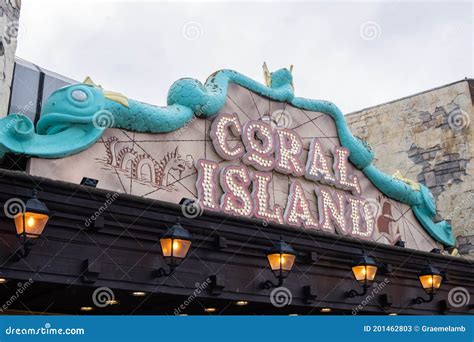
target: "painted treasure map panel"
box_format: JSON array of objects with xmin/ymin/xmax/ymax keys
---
[{"xmin": 28, "ymin": 83, "xmax": 442, "ymax": 252}]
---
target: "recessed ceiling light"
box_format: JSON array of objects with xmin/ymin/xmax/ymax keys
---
[
  {"xmin": 320, "ymin": 308, "xmax": 332, "ymax": 313},
  {"xmin": 235, "ymin": 300, "xmax": 249, "ymax": 306},
  {"xmin": 106, "ymin": 299, "xmax": 119, "ymax": 305},
  {"xmin": 0, "ymin": 278, "xmax": 7, "ymax": 284},
  {"xmin": 80, "ymin": 306, "xmax": 93, "ymax": 312},
  {"xmin": 388, "ymin": 313, "xmax": 398, "ymax": 316},
  {"xmin": 131, "ymin": 291, "xmax": 147, "ymax": 297},
  {"xmin": 204, "ymin": 307, "xmax": 216, "ymax": 313}
]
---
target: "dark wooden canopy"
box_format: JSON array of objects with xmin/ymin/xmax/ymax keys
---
[{"xmin": 0, "ymin": 169, "xmax": 472, "ymax": 315}]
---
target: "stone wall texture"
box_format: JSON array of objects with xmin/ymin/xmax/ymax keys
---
[
  {"xmin": 347, "ymin": 79, "xmax": 474, "ymax": 257},
  {"xmin": 0, "ymin": 0, "xmax": 20, "ymax": 117}
]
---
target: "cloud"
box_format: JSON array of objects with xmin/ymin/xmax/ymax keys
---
[{"xmin": 16, "ymin": 0, "xmax": 473, "ymax": 113}]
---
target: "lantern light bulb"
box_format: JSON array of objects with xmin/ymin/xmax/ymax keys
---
[
  {"xmin": 173, "ymin": 240, "xmax": 180, "ymax": 252},
  {"xmin": 27, "ymin": 216, "xmax": 35, "ymax": 228}
]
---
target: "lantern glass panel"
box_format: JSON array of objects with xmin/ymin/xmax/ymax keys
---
[
  {"xmin": 419, "ymin": 274, "xmax": 443, "ymax": 294},
  {"xmin": 14, "ymin": 212, "xmax": 49, "ymax": 238},
  {"xmin": 352, "ymin": 265, "xmax": 377, "ymax": 283},
  {"xmin": 267, "ymin": 253, "xmax": 295, "ymax": 271},
  {"xmin": 160, "ymin": 238, "xmax": 191, "ymax": 258}
]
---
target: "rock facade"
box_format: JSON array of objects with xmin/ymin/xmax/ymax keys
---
[{"xmin": 347, "ymin": 79, "xmax": 474, "ymax": 257}]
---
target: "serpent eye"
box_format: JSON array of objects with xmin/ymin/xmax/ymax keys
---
[{"xmin": 71, "ymin": 89, "xmax": 88, "ymax": 102}]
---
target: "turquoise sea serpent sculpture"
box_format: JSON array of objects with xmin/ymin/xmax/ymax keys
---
[{"xmin": 0, "ymin": 65, "xmax": 454, "ymax": 246}]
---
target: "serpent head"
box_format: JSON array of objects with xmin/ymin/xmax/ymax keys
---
[
  {"xmin": 37, "ymin": 84, "xmax": 107, "ymax": 135},
  {"xmin": 0, "ymin": 82, "xmax": 108, "ymax": 158}
]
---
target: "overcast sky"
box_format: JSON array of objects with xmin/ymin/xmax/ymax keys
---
[{"xmin": 16, "ymin": 0, "xmax": 473, "ymax": 113}]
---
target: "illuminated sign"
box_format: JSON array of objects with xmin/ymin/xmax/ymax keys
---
[{"xmin": 195, "ymin": 113, "xmax": 375, "ymax": 239}]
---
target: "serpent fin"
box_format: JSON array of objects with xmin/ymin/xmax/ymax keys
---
[
  {"xmin": 83, "ymin": 77, "xmax": 129, "ymax": 107},
  {"xmin": 262, "ymin": 62, "xmax": 272, "ymax": 87},
  {"xmin": 392, "ymin": 170, "xmax": 420, "ymax": 191},
  {"xmin": 83, "ymin": 76, "xmax": 101, "ymax": 87},
  {"xmin": 104, "ymin": 90, "xmax": 129, "ymax": 107}
]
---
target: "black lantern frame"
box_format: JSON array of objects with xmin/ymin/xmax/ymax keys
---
[
  {"xmin": 13, "ymin": 189, "xmax": 51, "ymax": 258},
  {"xmin": 261, "ymin": 236, "xmax": 296, "ymax": 289},
  {"xmin": 412, "ymin": 264, "xmax": 444, "ymax": 304},
  {"xmin": 347, "ymin": 254, "xmax": 379, "ymax": 297},
  {"xmin": 155, "ymin": 218, "xmax": 192, "ymax": 277}
]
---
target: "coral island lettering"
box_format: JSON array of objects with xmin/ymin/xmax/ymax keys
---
[{"xmin": 195, "ymin": 113, "xmax": 375, "ymax": 240}]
